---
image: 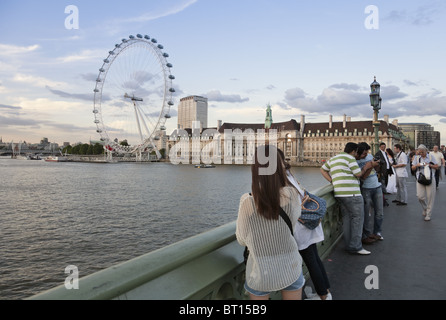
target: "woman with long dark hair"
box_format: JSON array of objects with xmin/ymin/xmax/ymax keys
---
[
  {"xmin": 236, "ymin": 145, "xmax": 304, "ymax": 300},
  {"xmin": 277, "ymin": 149, "xmax": 332, "ymax": 300}
]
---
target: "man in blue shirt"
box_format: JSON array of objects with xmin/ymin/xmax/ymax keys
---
[{"xmin": 356, "ymin": 142, "xmax": 383, "ymax": 244}]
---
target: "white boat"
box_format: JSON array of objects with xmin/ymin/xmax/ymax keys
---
[
  {"xmin": 27, "ymin": 154, "xmax": 43, "ymax": 160},
  {"xmin": 45, "ymin": 156, "xmax": 69, "ymax": 162}
]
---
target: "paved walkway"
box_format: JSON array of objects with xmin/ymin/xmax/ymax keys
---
[{"xmin": 316, "ymin": 178, "xmax": 446, "ymax": 300}]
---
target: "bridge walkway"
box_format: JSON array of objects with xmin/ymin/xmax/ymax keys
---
[{"xmin": 317, "ymin": 178, "xmax": 446, "ymax": 299}]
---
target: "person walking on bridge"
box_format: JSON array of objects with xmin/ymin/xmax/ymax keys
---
[
  {"xmin": 411, "ymin": 144, "xmax": 439, "ymax": 221},
  {"xmin": 392, "ymin": 144, "xmax": 408, "ymax": 206},
  {"xmin": 430, "ymin": 145, "xmax": 445, "ymax": 189}
]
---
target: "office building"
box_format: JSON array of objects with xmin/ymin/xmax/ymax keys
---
[
  {"xmin": 399, "ymin": 123, "xmax": 441, "ymax": 150},
  {"xmin": 177, "ymin": 96, "xmax": 208, "ymax": 131}
]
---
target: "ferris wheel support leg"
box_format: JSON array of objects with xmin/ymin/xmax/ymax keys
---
[
  {"xmin": 149, "ymin": 142, "xmax": 162, "ymax": 160},
  {"xmin": 136, "ymin": 149, "xmax": 143, "ymax": 162},
  {"xmin": 105, "ymin": 149, "xmax": 113, "ymax": 162},
  {"xmin": 155, "ymin": 147, "xmax": 162, "ymax": 160},
  {"xmin": 133, "ymin": 103, "xmax": 144, "ymax": 143},
  {"xmin": 135, "ymin": 103, "xmax": 152, "ymax": 138}
]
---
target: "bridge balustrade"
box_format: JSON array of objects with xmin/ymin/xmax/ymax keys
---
[{"xmin": 29, "ymin": 184, "xmax": 341, "ymax": 300}]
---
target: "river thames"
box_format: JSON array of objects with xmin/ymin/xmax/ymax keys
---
[{"xmin": 0, "ymin": 159, "xmax": 327, "ymax": 300}]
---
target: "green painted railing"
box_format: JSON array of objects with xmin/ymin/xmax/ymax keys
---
[{"xmin": 29, "ymin": 184, "xmax": 342, "ymax": 300}]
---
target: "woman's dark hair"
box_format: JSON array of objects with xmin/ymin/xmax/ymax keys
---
[
  {"xmin": 277, "ymin": 148, "xmax": 291, "ymax": 170},
  {"xmin": 251, "ymin": 145, "xmax": 287, "ymax": 220},
  {"xmin": 386, "ymin": 148, "xmax": 395, "ymax": 158}
]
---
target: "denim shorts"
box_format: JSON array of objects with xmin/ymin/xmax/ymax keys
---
[{"xmin": 244, "ymin": 272, "xmax": 305, "ymax": 297}]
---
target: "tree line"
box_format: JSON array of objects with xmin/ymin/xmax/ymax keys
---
[
  {"xmin": 62, "ymin": 142, "xmax": 167, "ymax": 158},
  {"xmin": 62, "ymin": 143, "xmax": 104, "ymax": 155}
]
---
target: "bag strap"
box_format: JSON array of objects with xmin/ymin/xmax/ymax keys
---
[
  {"xmin": 279, "ymin": 207, "xmax": 294, "ymax": 236},
  {"xmin": 249, "ymin": 193, "xmax": 294, "ymax": 236}
]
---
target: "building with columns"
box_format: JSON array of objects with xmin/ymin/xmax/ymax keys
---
[
  {"xmin": 168, "ymin": 106, "xmax": 410, "ymax": 165},
  {"xmin": 298, "ymin": 114, "xmax": 409, "ymax": 163},
  {"xmin": 216, "ymin": 113, "xmax": 409, "ymax": 165}
]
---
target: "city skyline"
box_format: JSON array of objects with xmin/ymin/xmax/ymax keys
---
[{"xmin": 1, "ymin": 0, "xmax": 445, "ymax": 145}]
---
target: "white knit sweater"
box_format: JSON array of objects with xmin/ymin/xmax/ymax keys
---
[{"xmin": 236, "ymin": 186, "xmax": 302, "ymax": 292}]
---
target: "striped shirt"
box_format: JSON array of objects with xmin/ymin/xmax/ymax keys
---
[
  {"xmin": 321, "ymin": 152, "xmax": 361, "ymax": 197},
  {"xmin": 236, "ymin": 187, "xmax": 302, "ymax": 292}
]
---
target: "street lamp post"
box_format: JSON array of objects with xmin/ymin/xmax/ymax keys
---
[{"xmin": 369, "ymin": 76, "xmax": 381, "ymax": 154}]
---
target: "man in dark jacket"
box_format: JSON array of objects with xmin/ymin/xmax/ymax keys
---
[{"xmin": 374, "ymin": 142, "xmax": 392, "ymax": 206}]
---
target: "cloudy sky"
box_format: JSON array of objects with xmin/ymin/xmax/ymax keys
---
[{"xmin": 1, "ymin": 0, "xmax": 445, "ymax": 145}]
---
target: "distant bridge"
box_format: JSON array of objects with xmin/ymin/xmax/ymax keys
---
[{"xmin": 0, "ymin": 148, "xmax": 58, "ymax": 156}]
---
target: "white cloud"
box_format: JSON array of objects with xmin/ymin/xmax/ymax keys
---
[
  {"xmin": 383, "ymin": 3, "xmax": 445, "ymax": 26},
  {"xmin": 386, "ymin": 94, "xmax": 446, "ymax": 118},
  {"xmin": 57, "ymin": 49, "xmax": 104, "ymax": 63},
  {"xmin": 12, "ymin": 73, "xmax": 66, "ymax": 88},
  {"xmin": 204, "ymin": 90, "xmax": 249, "ymax": 103},
  {"xmin": 0, "ymin": 44, "xmax": 40, "ymax": 56},
  {"xmin": 382, "ymin": 85, "xmax": 408, "ymax": 100},
  {"xmin": 281, "ymin": 83, "xmax": 446, "ymax": 121},
  {"xmin": 285, "ymin": 87, "xmax": 307, "ymax": 100},
  {"xmin": 283, "ymin": 85, "xmax": 366, "ymax": 114},
  {"xmin": 118, "ymin": 0, "xmax": 198, "ymax": 23},
  {"xmin": 45, "ymin": 86, "xmax": 94, "ymax": 102},
  {"xmin": 0, "ymin": 82, "xmax": 8, "ymax": 93}
]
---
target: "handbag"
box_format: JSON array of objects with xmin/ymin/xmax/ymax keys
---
[
  {"xmin": 243, "ymin": 194, "xmax": 293, "ymax": 265},
  {"xmin": 417, "ymin": 170, "xmax": 432, "ymax": 185},
  {"xmin": 298, "ymin": 190, "xmax": 327, "ymax": 230},
  {"xmin": 417, "ymin": 156, "xmax": 433, "ymax": 186}
]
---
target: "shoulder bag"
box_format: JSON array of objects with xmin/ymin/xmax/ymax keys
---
[
  {"xmin": 298, "ymin": 190, "xmax": 327, "ymax": 229},
  {"xmin": 287, "ymin": 171, "xmax": 327, "ymax": 229},
  {"xmin": 417, "ymin": 155, "xmax": 432, "ymax": 186}
]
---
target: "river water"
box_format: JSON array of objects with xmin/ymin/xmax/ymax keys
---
[{"xmin": 0, "ymin": 159, "xmax": 327, "ymax": 300}]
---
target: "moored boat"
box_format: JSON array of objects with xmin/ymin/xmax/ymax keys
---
[
  {"xmin": 45, "ymin": 156, "xmax": 69, "ymax": 162},
  {"xmin": 194, "ymin": 164, "xmax": 216, "ymax": 168}
]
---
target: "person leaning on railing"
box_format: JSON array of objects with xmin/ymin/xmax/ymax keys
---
[
  {"xmin": 320, "ymin": 142, "xmax": 376, "ymax": 255},
  {"xmin": 236, "ymin": 145, "xmax": 304, "ymax": 300}
]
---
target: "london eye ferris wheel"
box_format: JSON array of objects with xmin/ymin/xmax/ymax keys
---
[{"xmin": 93, "ymin": 34, "xmax": 175, "ymax": 160}]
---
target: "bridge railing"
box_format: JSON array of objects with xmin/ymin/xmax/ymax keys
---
[{"xmin": 29, "ymin": 183, "xmax": 341, "ymax": 300}]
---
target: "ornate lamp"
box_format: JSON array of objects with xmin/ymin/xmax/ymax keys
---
[{"xmin": 369, "ymin": 76, "xmax": 381, "ymax": 109}]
